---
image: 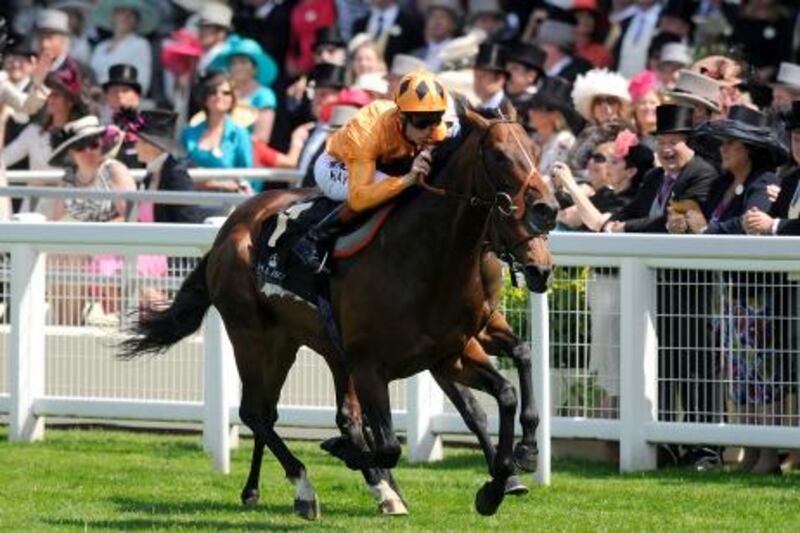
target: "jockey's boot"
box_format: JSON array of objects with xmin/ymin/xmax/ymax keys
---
[{"xmin": 293, "ymin": 204, "xmax": 351, "ymax": 273}]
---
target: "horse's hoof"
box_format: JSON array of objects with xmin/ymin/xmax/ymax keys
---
[
  {"xmin": 504, "ymin": 475, "xmax": 529, "ymax": 496},
  {"xmin": 321, "ymin": 436, "xmax": 373, "ymax": 470},
  {"xmin": 240, "ymin": 488, "xmax": 260, "ymax": 507},
  {"xmin": 474, "ymin": 481, "xmax": 505, "ymax": 516},
  {"xmin": 378, "ymin": 498, "xmax": 409, "ymax": 516},
  {"xmin": 294, "ymin": 497, "xmax": 321, "ymax": 521},
  {"xmin": 513, "ymin": 443, "xmax": 538, "ymax": 473}
]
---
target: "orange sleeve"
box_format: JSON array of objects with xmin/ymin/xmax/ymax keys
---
[{"xmin": 347, "ymin": 160, "xmax": 410, "ymax": 212}]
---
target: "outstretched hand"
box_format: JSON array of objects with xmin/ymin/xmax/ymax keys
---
[
  {"xmin": 550, "ymin": 162, "xmax": 577, "ymax": 192},
  {"xmin": 31, "ymin": 50, "xmax": 56, "ymax": 86}
]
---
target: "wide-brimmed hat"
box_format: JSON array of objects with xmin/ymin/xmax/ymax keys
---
[
  {"xmin": 137, "ymin": 109, "xmax": 183, "ymax": 154},
  {"xmin": 389, "ymin": 54, "xmax": 428, "ymax": 77},
  {"xmin": 571, "ymin": 68, "xmax": 631, "ymax": 121},
  {"xmin": 697, "ymin": 105, "xmax": 789, "ymax": 165},
  {"xmin": 652, "ymin": 104, "xmax": 695, "ymax": 135},
  {"xmin": 506, "ymin": 43, "xmax": 545, "ymax": 73},
  {"xmin": 48, "ymin": 116, "xmax": 122, "ymax": 166},
  {"xmin": 785, "ymin": 101, "xmax": 800, "ymax": 131},
  {"xmin": 770, "ymin": 62, "xmax": 800, "ymax": 92},
  {"xmin": 474, "ymin": 42, "xmax": 507, "ymax": 74},
  {"xmin": 664, "ymin": 69, "xmax": 721, "ymax": 112},
  {"xmin": 161, "ymin": 29, "xmax": 203, "ymax": 76},
  {"xmin": 209, "ymin": 34, "xmax": 278, "ymax": 87},
  {"xmin": 197, "ymin": 2, "xmax": 233, "ymax": 30},
  {"xmin": 102, "ymin": 63, "xmax": 141, "ymax": 93},
  {"xmin": 92, "ymin": 0, "xmax": 160, "ymax": 36},
  {"xmin": 314, "ymin": 26, "xmax": 345, "ymax": 51},
  {"xmin": 35, "ymin": 8, "xmax": 71, "ymax": 34},
  {"xmin": 309, "ymin": 63, "xmax": 347, "ymax": 90}
]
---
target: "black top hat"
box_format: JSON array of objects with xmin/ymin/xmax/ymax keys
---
[
  {"xmin": 137, "ymin": 109, "xmax": 183, "ymax": 154},
  {"xmin": 785, "ymin": 100, "xmax": 800, "ymax": 131},
  {"xmin": 507, "ymin": 43, "xmax": 546, "ymax": 73},
  {"xmin": 5, "ymin": 32, "xmax": 37, "ymax": 58},
  {"xmin": 661, "ymin": 0, "xmax": 697, "ymax": 22},
  {"xmin": 653, "ymin": 104, "xmax": 695, "ymax": 135},
  {"xmin": 310, "ymin": 62, "xmax": 347, "ymax": 89},
  {"xmin": 528, "ymin": 77, "xmax": 574, "ymax": 114},
  {"xmin": 314, "ymin": 26, "xmax": 345, "ymax": 51},
  {"xmin": 697, "ymin": 105, "xmax": 789, "ymax": 165},
  {"xmin": 103, "ymin": 64, "xmax": 142, "ymax": 94},
  {"xmin": 474, "ymin": 42, "xmax": 508, "ymax": 74}
]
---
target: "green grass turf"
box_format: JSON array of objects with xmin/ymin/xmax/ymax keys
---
[{"xmin": 0, "ymin": 426, "xmax": 798, "ymax": 531}]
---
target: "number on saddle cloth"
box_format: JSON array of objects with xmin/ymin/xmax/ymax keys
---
[{"xmin": 254, "ymin": 197, "xmax": 339, "ymax": 305}]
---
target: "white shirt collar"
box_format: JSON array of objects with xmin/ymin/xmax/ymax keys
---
[
  {"xmin": 546, "ymin": 56, "xmax": 571, "ymax": 78},
  {"xmin": 256, "ymin": 2, "xmax": 276, "ymax": 18},
  {"xmin": 481, "ymin": 90, "xmax": 505, "ymax": 110}
]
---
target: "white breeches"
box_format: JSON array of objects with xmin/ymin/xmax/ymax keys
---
[{"xmin": 314, "ymin": 151, "xmax": 389, "ymax": 201}]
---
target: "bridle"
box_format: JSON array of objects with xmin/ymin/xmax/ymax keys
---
[{"xmin": 417, "ymin": 118, "xmax": 554, "ymax": 257}]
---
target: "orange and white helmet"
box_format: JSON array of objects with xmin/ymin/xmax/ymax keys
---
[{"xmin": 395, "ymin": 70, "xmax": 448, "ymax": 114}]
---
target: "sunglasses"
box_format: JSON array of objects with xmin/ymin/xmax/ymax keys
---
[
  {"xmin": 72, "ymin": 138, "xmax": 101, "ymax": 152},
  {"xmin": 589, "ymin": 152, "xmax": 608, "ymax": 163},
  {"xmin": 212, "ymin": 88, "xmax": 233, "ymax": 97},
  {"xmin": 406, "ymin": 113, "xmax": 442, "ymax": 130},
  {"xmin": 593, "ymin": 96, "xmax": 620, "ymax": 106}
]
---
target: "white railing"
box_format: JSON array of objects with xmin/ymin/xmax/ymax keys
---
[{"xmin": 1, "ymin": 218, "xmax": 799, "ymax": 481}]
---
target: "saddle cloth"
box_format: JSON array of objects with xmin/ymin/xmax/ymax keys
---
[{"xmin": 254, "ymin": 197, "xmax": 392, "ymax": 304}]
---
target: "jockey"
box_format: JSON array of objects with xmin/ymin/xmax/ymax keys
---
[{"xmin": 293, "ymin": 70, "xmax": 451, "ymax": 271}]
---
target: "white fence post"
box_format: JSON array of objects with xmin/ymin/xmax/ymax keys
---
[
  {"xmin": 201, "ymin": 216, "xmax": 237, "ymax": 473},
  {"xmin": 619, "ymin": 258, "xmax": 658, "ymax": 472},
  {"xmin": 9, "ymin": 213, "xmax": 47, "ymax": 442},
  {"xmin": 531, "ymin": 291, "xmax": 551, "ymax": 486},
  {"xmin": 406, "ymin": 371, "xmax": 444, "ymax": 463}
]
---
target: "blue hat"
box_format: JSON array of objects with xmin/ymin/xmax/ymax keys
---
[{"xmin": 210, "ymin": 35, "xmax": 278, "ymax": 87}]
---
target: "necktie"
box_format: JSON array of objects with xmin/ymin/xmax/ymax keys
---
[
  {"xmin": 658, "ymin": 174, "xmax": 677, "ymax": 207},
  {"xmin": 374, "ymin": 14, "xmax": 384, "ymax": 37},
  {"xmin": 630, "ymin": 12, "xmax": 645, "ymax": 44}
]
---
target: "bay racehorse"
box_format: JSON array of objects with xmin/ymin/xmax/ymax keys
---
[{"xmin": 121, "ymin": 102, "xmax": 557, "ymax": 518}]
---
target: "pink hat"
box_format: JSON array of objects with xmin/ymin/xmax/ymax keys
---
[
  {"xmin": 614, "ymin": 129, "xmax": 639, "ymax": 160},
  {"xmin": 628, "ymin": 70, "xmax": 658, "ymax": 103},
  {"xmin": 161, "ymin": 29, "xmax": 203, "ymax": 76}
]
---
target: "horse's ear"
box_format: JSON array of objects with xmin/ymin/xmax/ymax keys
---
[
  {"xmin": 499, "ymin": 99, "xmax": 517, "ymax": 123},
  {"xmin": 463, "ymin": 106, "xmax": 490, "ymax": 130}
]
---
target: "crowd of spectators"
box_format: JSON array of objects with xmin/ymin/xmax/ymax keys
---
[{"xmin": 1, "ymin": 0, "xmax": 800, "ymax": 473}]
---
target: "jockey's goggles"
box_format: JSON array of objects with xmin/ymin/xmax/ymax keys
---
[{"xmin": 405, "ymin": 111, "xmax": 444, "ymax": 130}]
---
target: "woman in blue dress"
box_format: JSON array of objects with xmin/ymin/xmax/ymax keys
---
[
  {"xmin": 181, "ymin": 70, "xmax": 256, "ymax": 195},
  {"xmin": 210, "ymin": 35, "xmax": 279, "ymax": 146}
]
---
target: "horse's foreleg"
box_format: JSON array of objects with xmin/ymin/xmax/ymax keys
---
[
  {"xmin": 440, "ymin": 338, "xmax": 517, "ymax": 516},
  {"xmin": 432, "ymin": 370, "xmax": 528, "ymax": 496},
  {"xmin": 352, "ymin": 368, "xmax": 400, "ymax": 469},
  {"xmin": 478, "ymin": 311, "xmax": 539, "ymax": 472}
]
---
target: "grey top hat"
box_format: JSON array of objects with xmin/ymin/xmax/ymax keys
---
[
  {"xmin": 664, "ymin": 69, "xmax": 721, "ymax": 113},
  {"xmin": 469, "ymin": 0, "xmax": 503, "ymax": 19},
  {"xmin": 772, "ymin": 62, "xmax": 800, "ymax": 91},
  {"xmin": 659, "ymin": 42, "xmax": 691, "ymax": 66},
  {"xmin": 36, "ymin": 8, "xmax": 71, "ymax": 34},
  {"xmin": 536, "ymin": 19, "xmax": 577, "ymax": 52}
]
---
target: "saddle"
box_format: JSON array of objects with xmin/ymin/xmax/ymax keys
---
[{"xmin": 254, "ymin": 196, "xmax": 393, "ymax": 305}]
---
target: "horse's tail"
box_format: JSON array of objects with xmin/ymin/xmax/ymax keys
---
[{"xmin": 118, "ymin": 255, "xmax": 212, "ymax": 359}]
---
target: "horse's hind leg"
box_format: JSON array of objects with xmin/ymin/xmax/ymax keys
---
[
  {"xmin": 478, "ymin": 311, "xmax": 539, "ymax": 472},
  {"xmin": 231, "ymin": 327, "xmax": 322, "ymax": 521},
  {"xmin": 432, "ymin": 371, "xmax": 528, "ymax": 496}
]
